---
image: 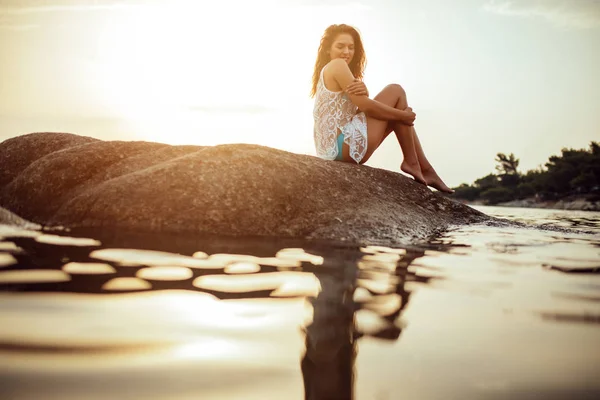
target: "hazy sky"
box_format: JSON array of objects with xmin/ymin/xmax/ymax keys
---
[{"xmin": 1, "ymin": 0, "xmax": 598, "ymax": 186}]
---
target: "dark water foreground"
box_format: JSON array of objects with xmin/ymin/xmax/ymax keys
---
[{"xmin": 0, "ymin": 207, "xmax": 599, "ymax": 400}]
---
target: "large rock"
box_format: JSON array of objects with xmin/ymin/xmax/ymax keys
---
[
  {"xmin": 0, "ymin": 206, "xmax": 40, "ymax": 230},
  {"xmin": 0, "ymin": 132, "xmax": 489, "ymax": 244}
]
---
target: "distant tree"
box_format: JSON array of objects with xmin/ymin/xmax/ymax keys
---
[
  {"xmin": 545, "ymin": 148, "xmax": 587, "ymax": 194},
  {"xmin": 587, "ymin": 141, "xmax": 600, "ymax": 192},
  {"xmin": 480, "ymin": 187, "xmax": 513, "ymax": 205},
  {"xmin": 494, "ymin": 153, "xmax": 521, "ymax": 188},
  {"xmin": 518, "ymin": 168, "xmax": 543, "ymax": 198},
  {"xmin": 452, "ymin": 141, "xmax": 600, "ymax": 202},
  {"xmin": 453, "ymin": 183, "xmax": 480, "ymax": 201},
  {"xmin": 516, "ymin": 182, "xmax": 536, "ymax": 198},
  {"xmin": 499, "ymin": 173, "xmax": 520, "ymax": 188},
  {"xmin": 474, "ymin": 174, "xmax": 499, "ymax": 191},
  {"xmin": 591, "ymin": 141, "xmax": 600, "ymax": 156},
  {"xmin": 571, "ymin": 172, "xmax": 596, "ymax": 192},
  {"xmin": 495, "ymin": 153, "xmax": 519, "ymax": 175}
]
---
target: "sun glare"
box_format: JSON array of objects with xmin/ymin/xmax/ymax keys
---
[{"xmin": 93, "ymin": 1, "xmax": 371, "ymax": 147}]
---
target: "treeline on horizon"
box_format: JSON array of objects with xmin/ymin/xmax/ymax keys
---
[{"xmin": 452, "ymin": 141, "xmax": 600, "ymax": 205}]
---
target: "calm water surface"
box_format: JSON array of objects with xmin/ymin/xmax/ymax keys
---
[{"xmin": 0, "ymin": 206, "xmax": 599, "ymax": 399}]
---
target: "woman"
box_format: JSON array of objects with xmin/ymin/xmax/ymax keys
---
[{"xmin": 311, "ymin": 24, "xmax": 453, "ymax": 193}]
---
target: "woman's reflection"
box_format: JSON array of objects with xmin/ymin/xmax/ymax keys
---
[{"xmin": 301, "ymin": 248, "xmax": 429, "ymax": 400}]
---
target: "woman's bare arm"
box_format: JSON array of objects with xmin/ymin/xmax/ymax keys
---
[
  {"xmin": 346, "ymin": 79, "xmax": 369, "ymax": 96},
  {"xmin": 325, "ymin": 59, "xmax": 414, "ymax": 123}
]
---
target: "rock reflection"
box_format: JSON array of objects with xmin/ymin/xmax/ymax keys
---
[
  {"xmin": 1, "ymin": 209, "xmax": 598, "ymax": 399},
  {"xmin": 0, "ymin": 228, "xmax": 433, "ymax": 400},
  {"xmin": 302, "ymin": 248, "xmax": 429, "ymax": 400}
]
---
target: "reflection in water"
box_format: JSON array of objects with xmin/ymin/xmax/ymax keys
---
[
  {"xmin": 1, "ymin": 207, "xmax": 599, "ymax": 399},
  {"xmin": 302, "ymin": 248, "xmax": 429, "ymax": 399},
  {"xmin": 102, "ymin": 276, "xmax": 153, "ymax": 291},
  {"xmin": 62, "ymin": 262, "xmax": 116, "ymax": 274},
  {"xmin": 0, "ymin": 252, "xmax": 17, "ymax": 267},
  {"xmin": 137, "ymin": 266, "xmax": 194, "ymax": 281},
  {"xmin": 35, "ymin": 234, "xmax": 101, "ymax": 247},
  {"xmin": 224, "ymin": 262, "xmax": 261, "ymax": 274},
  {"xmin": 0, "ymin": 227, "xmax": 431, "ymax": 399},
  {"xmin": 0, "ymin": 241, "xmax": 21, "ymax": 252},
  {"xmin": 0, "ymin": 269, "xmax": 71, "ymax": 283}
]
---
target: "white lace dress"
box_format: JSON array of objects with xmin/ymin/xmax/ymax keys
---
[{"xmin": 313, "ymin": 67, "xmax": 368, "ymax": 163}]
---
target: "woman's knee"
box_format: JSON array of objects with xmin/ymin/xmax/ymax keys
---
[
  {"xmin": 384, "ymin": 83, "xmax": 406, "ymax": 98},
  {"xmin": 383, "ymin": 83, "xmax": 407, "ymax": 107}
]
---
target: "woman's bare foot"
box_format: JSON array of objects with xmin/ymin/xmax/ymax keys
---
[
  {"xmin": 401, "ymin": 161, "xmax": 427, "ymax": 185},
  {"xmin": 422, "ymin": 167, "xmax": 454, "ymax": 193}
]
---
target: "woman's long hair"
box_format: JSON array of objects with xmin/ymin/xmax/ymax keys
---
[{"xmin": 310, "ymin": 24, "xmax": 367, "ymax": 98}]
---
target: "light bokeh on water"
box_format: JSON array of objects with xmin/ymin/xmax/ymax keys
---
[{"xmin": 0, "ymin": 206, "xmax": 598, "ymax": 399}]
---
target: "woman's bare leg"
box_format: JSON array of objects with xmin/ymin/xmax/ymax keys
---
[
  {"xmin": 357, "ymin": 84, "xmax": 426, "ymax": 184},
  {"xmin": 342, "ymin": 83, "xmax": 452, "ymax": 192},
  {"xmin": 373, "ymin": 84, "xmax": 452, "ymax": 192},
  {"xmin": 409, "ymin": 127, "xmax": 454, "ymax": 193},
  {"xmin": 394, "ymin": 124, "xmax": 427, "ymax": 186}
]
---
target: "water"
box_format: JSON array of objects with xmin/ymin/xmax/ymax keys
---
[{"xmin": 0, "ymin": 206, "xmax": 599, "ymax": 399}]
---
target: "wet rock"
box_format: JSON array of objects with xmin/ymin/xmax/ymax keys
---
[
  {"xmin": 0, "ymin": 132, "xmax": 489, "ymax": 245},
  {"xmin": 0, "ymin": 206, "xmax": 40, "ymax": 230}
]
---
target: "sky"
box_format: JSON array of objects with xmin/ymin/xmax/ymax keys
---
[{"xmin": 0, "ymin": 0, "xmax": 598, "ymax": 187}]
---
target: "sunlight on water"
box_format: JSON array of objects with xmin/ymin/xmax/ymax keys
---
[
  {"xmin": 102, "ymin": 277, "xmax": 152, "ymax": 291},
  {"xmin": 276, "ymin": 248, "xmax": 325, "ymax": 265},
  {"xmin": 0, "ymin": 225, "xmax": 40, "ymax": 238},
  {"xmin": 0, "ymin": 253, "xmax": 17, "ymax": 267},
  {"xmin": 193, "ymin": 272, "xmax": 320, "ymax": 297},
  {"xmin": 0, "ymin": 206, "xmax": 599, "ymax": 399},
  {"xmin": 35, "ymin": 234, "xmax": 102, "ymax": 247},
  {"xmin": 62, "ymin": 262, "xmax": 116, "ymax": 274},
  {"xmin": 91, "ymin": 248, "xmax": 213, "ymax": 266},
  {"xmin": 137, "ymin": 266, "xmax": 194, "ymax": 281},
  {"xmin": 224, "ymin": 262, "xmax": 261, "ymax": 275},
  {"xmin": 0, "ymin": 241, "xmax": 20, "ymax": 252},
  {"xmin": 0, "ymin": 270, "xmax": 70, "ymax": 283}
]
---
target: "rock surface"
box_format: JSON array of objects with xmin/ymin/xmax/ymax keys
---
[
  {"xmin": 0, "ymin": 206, "xmax": 40, "ymax": 230},
  {"xmin": 0, "ymin": 132, "xmax": 489, "ymax": 244}
]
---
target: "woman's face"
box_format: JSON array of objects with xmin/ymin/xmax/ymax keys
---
[{"xmin": 328, "ymin": 33, "xmax": 355, "ymax": 64}]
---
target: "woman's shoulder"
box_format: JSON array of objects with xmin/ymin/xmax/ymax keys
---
[
  {"xmin": 323, "ymin": 59, "xmax": 347, "ymax": 74},
  {"xmin": 322, "ymin": 59, "xmax": 348, "ymax": 85}
]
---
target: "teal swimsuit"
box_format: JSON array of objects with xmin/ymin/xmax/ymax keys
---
[{"xmin": 335, "ymin": 134, "xmax": 344, "ymax": 161}]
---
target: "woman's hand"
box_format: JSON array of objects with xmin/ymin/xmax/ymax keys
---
[
  {"xmin": 402, "ymin": 107, "xmax": 416, "ymax": 126},
  {"xmin": 345, "ymin": 79, "xmax": 369, "ymax": 97}
]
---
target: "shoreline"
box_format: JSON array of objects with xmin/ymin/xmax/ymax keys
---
[{"xmin": 466, "ymin": 195, "xmax": 599, "ymax": 212}]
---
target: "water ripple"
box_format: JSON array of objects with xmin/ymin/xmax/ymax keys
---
[{"xmin": 0, "ymin": 206, "xmax": 598, "ymax": 398}]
